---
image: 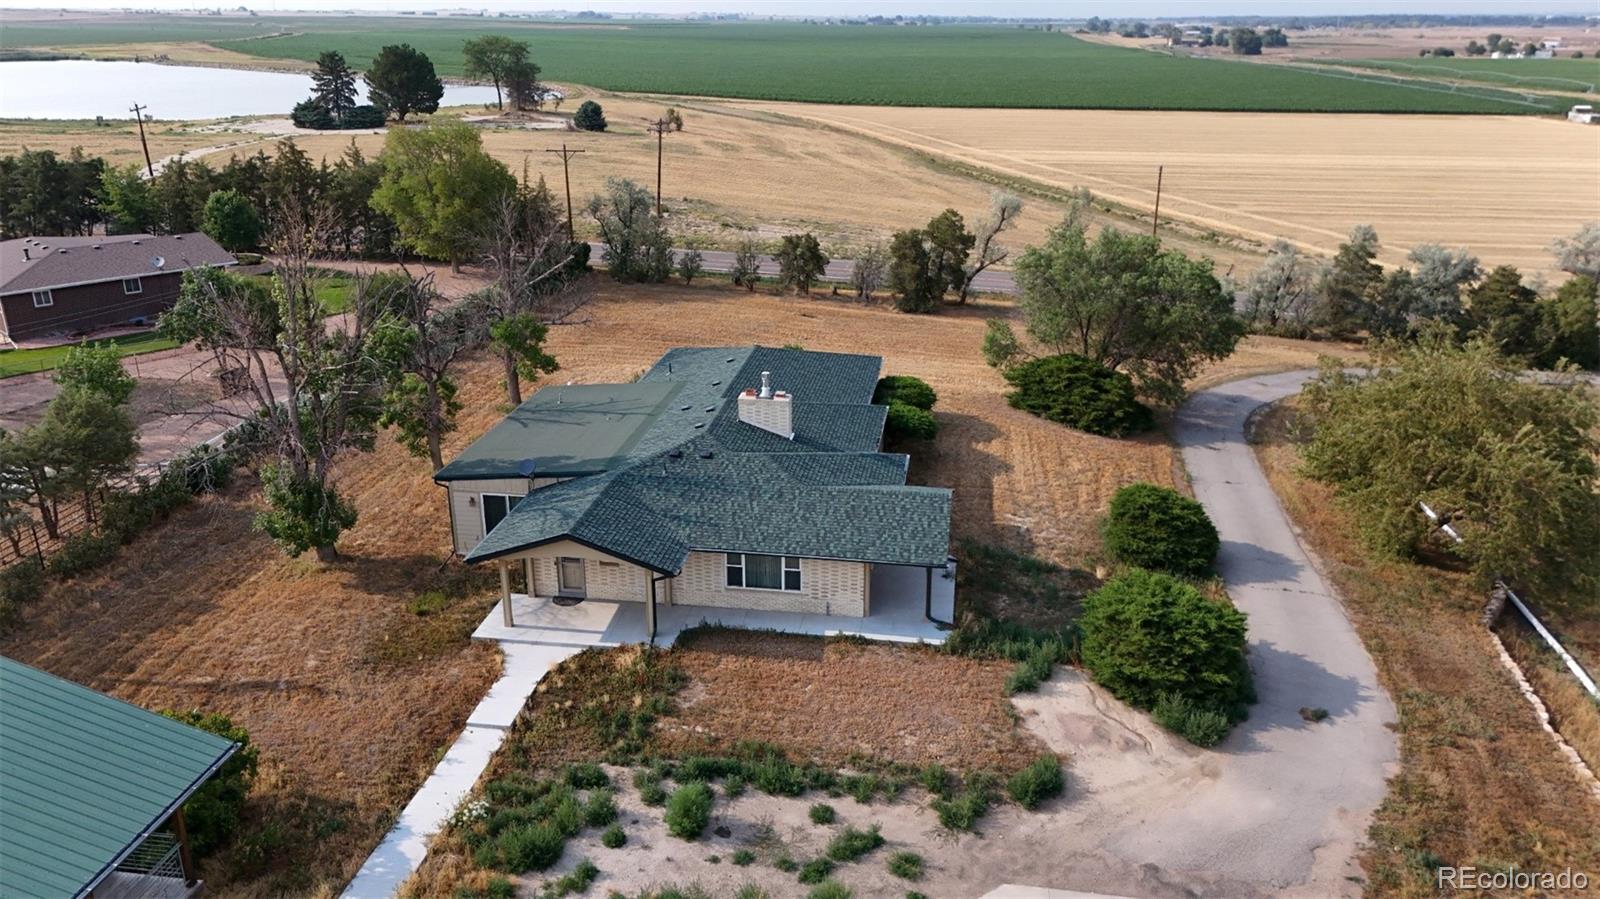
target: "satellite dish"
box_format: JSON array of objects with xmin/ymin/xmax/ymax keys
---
[
  {"xmin": 517, "ymin": 458, "xmax": 537, "ymax": 478},
  {"xmin": 151, "ymin": 255, "xmax": 166, "ymax": 268}
]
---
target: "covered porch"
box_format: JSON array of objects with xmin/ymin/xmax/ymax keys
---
[{"xmin": 475, "ymin": 559, "xmax": 956, "ymax": 647}]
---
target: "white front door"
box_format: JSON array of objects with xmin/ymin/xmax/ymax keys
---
[{"xmin": 557, "ymin": 558, "xmax": 586, "ymax": 597}]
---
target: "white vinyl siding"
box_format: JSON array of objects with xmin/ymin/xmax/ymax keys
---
[{"xmin": 31, "ymin": 290, "xmax": 52, "ymax": 308}]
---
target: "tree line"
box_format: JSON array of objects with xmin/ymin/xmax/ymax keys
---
[{"xmin": 1236, "ymin": 223, "xmax": 1600, "ymax": 370}]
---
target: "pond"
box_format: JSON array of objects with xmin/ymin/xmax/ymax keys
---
[{"xmin": 0, "ymin": 59, "xmax": 503, "ymax": 120}]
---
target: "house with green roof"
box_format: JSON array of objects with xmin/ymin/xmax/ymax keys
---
[
  {"xmin": 0, "ymin": 655, "xmax": 238, "ymax": 899},
  {"xmin": 434, "ymin": 346, "xmax": 954, "ymax": 640}
]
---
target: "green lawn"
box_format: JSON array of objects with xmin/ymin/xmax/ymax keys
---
[
  {"xmin": 0, "ymin": 15, "xmax": 1571, "ymax": 113},
  {"xmin": 1319, "ymin": 57, "xmax": 1600, "ymax": 95},
  {"xmin": 0, "ymin": 331, "xmax": 180, "ymax": 379}
]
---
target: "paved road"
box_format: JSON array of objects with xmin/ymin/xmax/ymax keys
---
[
  {"xmin": 1151, "ymin": 369, "xmax": 1398, "ymax": 894},
  {"xmin": 585, "ymin": 241, "xmax": 1019, "ymax": 295}
]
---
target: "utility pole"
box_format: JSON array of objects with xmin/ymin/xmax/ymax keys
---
[
  {"xmin": 130, "ymin": 102, "xmax": 154, "ymax": 178},
  {"xmin": 542, "ymin": 144, "xmax": 586, "ymax": 242},
  {"xmin": 647, "ymin": 118, "xmax": 671, "ymax": 216},
  {"xmin": 1151, "ymin": 165, "xmax": 1164, "ymax": 238}
]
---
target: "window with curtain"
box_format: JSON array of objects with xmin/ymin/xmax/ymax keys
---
[{"xmin": 725, "ymin": 553, "xmax": 802, "ymax": 591}]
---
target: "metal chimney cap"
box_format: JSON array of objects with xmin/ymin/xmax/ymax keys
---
[{"xmin": 759, "ymin": 371, "xmax": 773, "ymax": 398}]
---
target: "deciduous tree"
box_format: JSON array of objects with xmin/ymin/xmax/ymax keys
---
[
  {"xmin": 1302, "ymin": 330, "xmax": 1600, "ymax": 606},
  {"xmin": 1237, "ymin": 240, "xmax": 1315, "ymax": 335},
  {"xmin": 586, "ymin": 178, "xmax": 672, "ymax": 283},
  {"xmin": 1313, "ymin": 225, "xmax": 1384, "ymax": 338},
  {"xmin": 53, "ymin": 341, "xmax": 135, "ymax": 406},
  {"xmin": 201, "ymin": 189, "xmax": 263, "ymax": 252},
  {"xmin": 370, "ymin": 121, "xmax": 516, "ymax": 270},
  {"xmin": 1010, "ymin": 221, "xmax": 1242, "ymax": 403},
  {"xmin": 774, "ymin": 232, "xmax": 829, "ymax": 295},
  {"xmin": 462, "ymin": 36, "xmax": 529, "ymax": 111},
  {"xmin": 850, "ymin": 242, "xmax": 889, "ymax": 299}
]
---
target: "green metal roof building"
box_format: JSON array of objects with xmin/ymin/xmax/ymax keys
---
[
  {"xmin": 436, "ymin": 346, "xmax": 955, "ymax": 636},
  {"xmin": 0, "ymin": 655, "xmax": 238, "ymax": 899}
]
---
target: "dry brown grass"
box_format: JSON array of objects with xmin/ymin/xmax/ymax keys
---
[
  {"xmin": 1497, "ymin": 621, "xmax": 1600, "ymax": 779},
  {"xmin": 658, "ymin": 629, "xmax": 1040, "ymax": 773},
  {"xmin": 0, "ymin": 118, "xmax": 229, "ymax": 168},
  {"xmin": 0, "ymin": 373, "xmax": 514, "ymax": 894},
  {"xmin": 201, "ymin": 91, "xmax": 1262, "ymax": 272},
  {"xmin": 1250, "ymin": 399, "xmax": 1600, "ymax": 897},
  {"xmin": 744, "ymin": 101, "xmax": 1600, "ymax": 275}
]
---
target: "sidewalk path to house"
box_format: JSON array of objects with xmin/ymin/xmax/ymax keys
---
[
  {"xmin": 1157, "ymin": 369, "xmax": 1399, "ymax": 891},
  {"xmin": 341, "ymin": 595, "xmax": 947, "ymax": 898}
]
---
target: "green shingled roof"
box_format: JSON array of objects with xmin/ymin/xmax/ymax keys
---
[
  {"xmin": 0, "ymin": 656, "xmax": 237, "ymax": 899},
  {"xmin": 455, "ymin": 346, "xmax": 952, "ymax": 570},
  {"xmin": 434, "ymin": 381, "xmax": 684, "ymax": 480}
]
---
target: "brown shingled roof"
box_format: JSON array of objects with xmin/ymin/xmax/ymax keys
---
[{"xmin": 0, "ymin": 232, "xmax": 235, "ymax": 295}]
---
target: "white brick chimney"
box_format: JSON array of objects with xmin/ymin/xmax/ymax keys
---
[{"xmin": 737, "ymin": 370, "xmax": 793, "ymax": 439}]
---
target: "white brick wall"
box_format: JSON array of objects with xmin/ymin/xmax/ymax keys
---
[
  {"xmin": 523, "ymin": 540, "xmax": 649, "ymax": 602},
  {"xmin": 494, "ymin": 544, "xmax": 868, "ymax": 618},
  {"xmin": 673, "ymin": 551, "xmax": 867, "ymax": 617}
]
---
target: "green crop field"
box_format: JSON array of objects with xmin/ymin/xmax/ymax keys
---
[
  {"xmin": 1318, "ymin": 57, "xmax": 1600, "ymax": 96},
  {"xmin": 0, "ymin": 15, "xmax": 1572, "ymax": 113}
]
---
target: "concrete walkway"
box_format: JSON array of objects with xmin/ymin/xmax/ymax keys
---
[{"xmin": 342, "ymin": 585, "xmax": 951, "ymax": 898}]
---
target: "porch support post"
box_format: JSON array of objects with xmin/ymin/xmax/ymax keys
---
[
  {"xmin": 523, "ymin": 556, "xmax": 536, "ymax": 597},
  {"xmin": 171, "ymin": 807, "xmax": 197, "ymax": 887},
  {"xmin": 925, "ymin": 566, "xmax": 933, "ymax": 621},
  {"xmin": 500, "ymin": 562, "xmax": 514, "ymax": 627},
  {"xmin": 647, "ymin": 575, "xmax": 659, "ymax": 645}
]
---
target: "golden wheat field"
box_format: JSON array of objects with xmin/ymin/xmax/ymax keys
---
[
  {"xmin": 197, "ymin": 92, "xmax": 1264, "ymax": 271},
  {"xmin": 743, "ymin": 103, "xmax": 1600, "ymax": 275}
]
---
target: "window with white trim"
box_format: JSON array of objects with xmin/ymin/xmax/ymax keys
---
[
  {"xmin": 725, "ymin": 553, "xmax": 802, "ymax": 591},
  {"xmin": 31, "ymin": 289, "xmax": 52, "ymax": 308},
  {"xmin": 122, "ymin": 277, "xmax": 143, "ymax": 295},
  {"xmin": 481, "ymin": 493, "xmax": 521, "ymax": 534}
]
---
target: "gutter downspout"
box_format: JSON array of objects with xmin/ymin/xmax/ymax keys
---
[
  {"xmin": 648, "ymin": 574, "xmax": 668, "ymax": 645},
  {"xmin": 924, "ymin": 560, "xmax": 955, "ymax": 628}
]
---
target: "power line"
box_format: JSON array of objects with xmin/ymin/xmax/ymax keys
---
[{"xmin": 130, "ymin": 103, "xmax": 154, "ymax": 178}]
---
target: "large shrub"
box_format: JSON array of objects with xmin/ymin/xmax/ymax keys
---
[
  {"xmin": 1102, "ymin": 483, "xmax": 1220, "ymax": 578},
  {"xmin": 884, "ymin": 402, "xmax": 937, "ymax": 442},
  {"xmin": 160, "ymin": 710, "xmax": 258, "ymax": 857},
  {"xmin": 664, "ymin": 782, "xmax": 713, "ymax": 839},
  {"xmin": 573, "ymin": 100, "xmax": 607, "ymax": 132},
  {"xmin": 874, "ymin": 374, "xmax": 937, "ymax": 410},
  {"xmin": 1079, "ymin": 569, "xmax": 1253, "ymax": 734},
  {"xmin": 1003, "ymin": 354, "xmax": 1154, "ymax": 437},
  {"xmin": 342, "ymin": 104, "xmax": 387, "ymax": 129}
]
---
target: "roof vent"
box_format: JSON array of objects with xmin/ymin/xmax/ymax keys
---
[
  {"xmin": 667, "ymin": 449, "xmax": 684, "ymax": 459},
  {"xmin": 726, "ymin": 356, "xmax": 736, "ymax": 363},
  {"xmin": 21, "ymin": 248, "xmax": 28, "ymax": 260},
  {"xmin": 698, "ymin": 450, "xmax": 715, "ymax": 459},
  {"xmin": 92, "ymin": 244, "xmax": 101, "ymax": 250},
  {"xmin": 174, "ymin": 235, "xmax": 184, "ymax": 240},
  {"xmin": 693, "ymin": 422, "xmax": 705, "ymax": 429},
  {"xmin": 131, "ymin": 240, "xmax": 140, "ymax": 245},
  {"xmin": 710, "ymin": 380, "xmax": 721, "ymax": 387},
  {"xmin": 679, "ymin": 405, "xmax": 691, "ymax": 412},
  {"xmin": 59, "ymin": 249, "xmax": 69, "ymax": 255},
  {"xmin": 704, "ymin": 406, "xmax": 715, "ymax": 413}
]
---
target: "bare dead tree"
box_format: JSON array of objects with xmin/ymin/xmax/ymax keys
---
[
  {"xmin": 162, "ymin": 197, "xmax": 399, "ymax": 560},
  {"xmin": 959, "ymin": 191, "xmax": 1023, "ymax": 304},
  {"xmin": 477, "ymin": 190, "xmax": 592, "ymax": 405},
  {"xmin": 376, "ymin": 270, "xmax": 474, "ymax": 471}
]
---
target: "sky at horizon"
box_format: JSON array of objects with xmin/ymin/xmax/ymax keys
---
[{"xmin": 0, "ymin": 0, "xmax": 1592, "ymax": 17}]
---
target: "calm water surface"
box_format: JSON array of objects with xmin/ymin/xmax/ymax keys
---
[{"xmin": 0, "ymin": 59, "xmax": 501, "ymax": 120}]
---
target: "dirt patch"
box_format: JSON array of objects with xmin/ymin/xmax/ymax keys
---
[
  {"xmin": 1250, "ymin": 398, "xmax": 1600, "ymax": 897},
  {"xmin": 658, "ymin": 630, "xmax": 1039, "ymax": 774}
]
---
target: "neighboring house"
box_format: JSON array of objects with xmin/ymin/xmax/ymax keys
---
[
  {"xmin": 435, "ymin": 345, "xmax": 954, "ymax": 640},
  {"xmin": 0, "ymin": 655, "xmax": 239, "ymax": 899},
  {"xmin": 0, "ymin": 232, "xmax": 234, "ymax": 344}
]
